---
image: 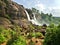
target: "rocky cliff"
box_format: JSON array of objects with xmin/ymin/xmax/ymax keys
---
[{"xmin": 0, "ymin": 0, "xmax": 30, "ymax": 29}]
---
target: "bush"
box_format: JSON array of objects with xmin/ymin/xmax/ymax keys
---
[
  {"xmin": 29, "ymin": 40, "xmax": 35, "ymax": 45},
  {"xmin": 7, "ymin": 36, "xmax": 26, "ymax": 45},
  {"xmin": 12, "ymin": 36, "xmax": 26, "ymax": 45},
  {"xmin": 35, "ymin": 32, "xmax": 43, "ymax": 38},
  {"xmin": 49, "ymin": 23, "xmax": 55, "ymax": 28},
  {"xmin": 44, "ymin": 24, "xmax": 60, "ymax": 45},
  {"xmin": 0, "ymin": 26, "xmax": 16, "ymax": 44},
  {"xmin": 27, "ymin": 32, "xmax": 43, "ymax": 39},
  {"xmin": 0, "ymin": 34, "xmax": 6, "ymax": 44},
  {"xmin": 0, "ymin": 26, "xmax": 6, "ymax": 44},
  {"xmin": 0, "ymin": 26, "xmax": 10, "ymax": 44}
]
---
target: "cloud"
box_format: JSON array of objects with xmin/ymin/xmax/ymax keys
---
[
  {"xmin": 35, "ymin": 3, "xmax": 60, "ymax": 17},
  {"xmin": 48, "ymin": 7, "xmax": 60, "ymax": 10},
  {"xmin": 35, "ymin": 3, "xmax": 46, "ymax": 11},
  {"xmin": 46, "ymin": 6, "xmax": 60, "ymax": 17},
  {"xmin": 13, "ymin": 0, "xmax": 60, "ymax": 17}
]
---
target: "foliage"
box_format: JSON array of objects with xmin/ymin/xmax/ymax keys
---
[
  {"xmin": 27, "ymin": 32, "xmax": 43, "ymax": 39},
  {"xmin": 44, "ymin": 23, "xmax": 60, "ymax": 45},
  {"xmin": 0, "ymin": 26, "xmax": 11, "ymax": 44},
  {"xmin": 0, "ymin": 26, "xmax": 17, "ymax": 44},
  {"xmin": 4, "ymin": 0, "xmax": 8, "ymax": 4},
  {"xmin": 29, "ymin": 40, "xmax": 35, "ymax": 45},
  {"xmin": 29, "ymin": 24, "xmax": 35, "ymax": 31},
  {"xmin": 0, "ymin": 34, "xmax": 6, "ymax": 44},
  {"xmin": 57, "ymin": 23, "xmax": 60, "ymax": 28},
  {"xmin": 7, "ymin": 36, "xmax": 26, "ymax": 45},
  {"xmin": 5, "ymin": 14, "xmax": 11, "ymax": 19},
  {"xmin": 12, "ymin": 36, "xmax": 26, "ymax": 45},
  {"xmin": 6, "ymin": 25, "xmax": 27, "ymax": 45},
  {"xmin": 49, "ymin": 23, "xmax": 55, "ymax": 28},
  {"xmin": 35, "ymin": 32, "xmax": 43, "ymax": 38}
]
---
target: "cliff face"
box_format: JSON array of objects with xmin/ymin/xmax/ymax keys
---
[{"xmin": 0, "ymin": 0, "xmax": 29, "ymax": 29}]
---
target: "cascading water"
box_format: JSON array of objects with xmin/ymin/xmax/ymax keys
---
[
  {"xmin": 25, "ymin": 10, "xmax": 41, "ymax": 26},
  {"xmin": 31, "ymin": 13, "xmax": 41, "ymax": 25},
  {"xmin": 25, "ymin": 10, "xmax": 31, "ymax": 21},
  {"xmin": 33, "ymin": 13, "xmax": 36, "ymax": 20}
]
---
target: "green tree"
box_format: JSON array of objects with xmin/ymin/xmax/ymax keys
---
[{"xmin": 44, "ymin": 23, "xmax": 60, "ymax": 45}]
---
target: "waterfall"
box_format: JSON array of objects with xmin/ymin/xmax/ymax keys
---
[
  {"xmin": 25, "ymin": 10, "xmax": 31, "ymax": 21},
  {"xmin": 33, "ymin": 13, "xmax": 36, "ymax": 20},
  {"xmin": 31, "ymin": 13, "xmax": 41, "ymax": 26},
  {"xmin": 25, "ymin": 10, "xmax": 41, "ymax": 26}
]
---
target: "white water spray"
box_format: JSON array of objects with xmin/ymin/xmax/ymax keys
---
[
  {"xmin": 25, "ymin": 10, "xmax": 41, "ymax": 26},
  {"xmin": 25, "ymin": 10, "xmax": 31, "ymax": 21},
  {"xmin": 33, "ymin": 13, "xmax": 36, "ymax": 20}
]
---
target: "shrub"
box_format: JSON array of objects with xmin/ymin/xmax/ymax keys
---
[
  {"xmin": 27, "ymin": 32, "xmax": 43, "ymax": 39},
  {"xmin": 0, "ymin": 26, "xmax": 10, "ymax": 44},
  {"xmin": 7, "ymin": 36, "xmax": 26, "ymax": 45},
  {"xmin": 44, "ymin": 24, "xmax": 60, "ymax": 45},
  {"xmin": 0, "ymin": 34, "xmax": 6, "ymax": 44},
  {"xmin": 35, "ymin": 32, "xmax": 43, "ymax": 38},
  {"xmin": 29, "ymin": 40, "xmax": 35, "ymax": 45},
  {"xmin": 49, "ymin": 23, "xmax": 55, "ymax": 28}
]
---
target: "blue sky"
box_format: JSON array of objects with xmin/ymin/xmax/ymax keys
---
[{"xmin": 13, "ymin": 0, "xmax": 60, "ymax": 17}]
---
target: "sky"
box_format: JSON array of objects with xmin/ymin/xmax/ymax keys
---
[{"xmin": 12, "ymin": 0, "xmax": 60, "ymax": 17}]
